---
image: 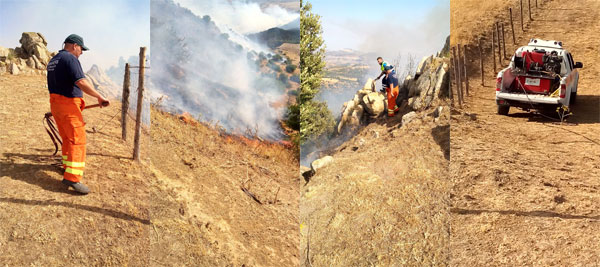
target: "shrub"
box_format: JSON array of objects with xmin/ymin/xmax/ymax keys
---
[{"xmin": 285, "ymin": 64, "xmax": 297, "ymax": 73}]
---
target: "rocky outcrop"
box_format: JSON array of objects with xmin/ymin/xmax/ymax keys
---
[
  {"xmin": 337, "ymin": 54, "xmax": 450, "ymax": 134},
  {"xmin": 0, "ymin": 32, "xmax": 54, "ymax": 76},
  {"xmin": 336, "ymin": 81, "xmax": 387, "ymax": 134},
  {"xmin": 406, "ymin": 56, "xmax": 449, "ymax": 110},
  {"xmin": 311, "ymin": 155, "xmax": 334, "ymax": 173},
  {"xmin": 85, "ymin": 65, "xmax": 120, "ymax": 99}
]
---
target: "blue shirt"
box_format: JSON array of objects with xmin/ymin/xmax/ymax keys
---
[
  {"xmin": 47, "ymin": 50, "xmax": 85, "ymax": 98},
  {"xmin": 383, "ymin": 71, "xmax": 398, "ymax": 88}
]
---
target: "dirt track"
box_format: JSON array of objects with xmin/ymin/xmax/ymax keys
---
[{"xmin": 450, "ymin": 0, "xmax": 600, "ymax": 265}]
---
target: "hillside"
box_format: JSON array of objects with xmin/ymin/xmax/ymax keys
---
[
  {"xmin": 300, "ymin": 50, "xmax": 451, "ymax": 265},
  {"xmin": 301, "ymin": 101, "xmax": 450, "ymax": 266},
  {"xmin": 151, "ymin": 0, "xmax": 293, "ymax": 140},
  {"xmin": 0, "ymin": 74, "xmax": 299, "ymax": 265},
  {"xmin": 450, "ymin": 0, "xmax": 600, "ymax": 265},
  {"xmin": 248, "ymin": 27, "xmax": 300, "ymax": 49}
]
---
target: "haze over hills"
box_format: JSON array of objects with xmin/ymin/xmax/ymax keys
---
[
  {"xmin": 151, "ymin": 0, "xmax": 298, "ymax": 140},
  {"xmin": 248, "ymin": 27, "xmax": 300, "ymax": 49}
]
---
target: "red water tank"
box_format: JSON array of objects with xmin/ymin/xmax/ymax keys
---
[{"xmin": 522, "ymin": 51, "xmax": 545, "ymax": 71}]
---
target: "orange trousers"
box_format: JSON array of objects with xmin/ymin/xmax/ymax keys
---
[
  {"xmin": 50, "ymin": 94, "xmax": 86, "ymax": 183},
  {"xmin": 386, "ymin": 85, "xmax": 400, "ymax": 117}
]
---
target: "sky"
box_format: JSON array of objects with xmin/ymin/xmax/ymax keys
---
[
  {"xmin": 0, "ymin": 0, "xmax": 149, "ymax": 71},
  {"xmin": 310, "ymin": 0, "xmax": 450, "ymax": 61}
]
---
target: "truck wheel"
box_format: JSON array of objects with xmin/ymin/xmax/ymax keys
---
[
  {"xmin": 570, "ymin": 91, "xmax": 577, "ymax": 105},
  {"xmin": 497, "ymin": 105, "xmax": 510, "ymax": 115}
]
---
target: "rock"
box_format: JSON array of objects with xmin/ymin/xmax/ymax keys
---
[
  {"xmin": 311, "ymin": 156, "xmax": 334, "ymax": 173},
  {"xmin": 14, "ymin": 47, "xmax": 24, "ymax": 58},
  {"xmin": 362, "ymin": 92, "xmax": 386, "ymax": 115},
  {"xmin": 19, "ymin": 33, "xmax": 46, "ymax": 53},
  {"xmin": 362, "ymin": 78, "xmax": 375, "ymax": 91},
  {"xmin": 32, "ymin": 54, "xmax": 44, "ymax": 70},
  {"xmin": 32, "ymin": 44, "xmax": 50, "ymax": 65},
  {"xmin": 358, "ymin": 138, "xmax": 366, "ymax": 146},
  {"xmin": 415, "ymin": 55, "xmax": 432, "ymax": 78},
  {"xmin": 430, "ymin": 106, "xmax": 444, "ymax": 118},
  {"xmin": 0, "ymin": 46, "xmax": 8, "ymax": 60},
  {"xmin": 409, "ymin": 96, "xmax": 422, "ymax": 110},
  {"xmin": 352, "ymin": 94, "xmax": 360, "ymax": 106},
  {"xmin": 9, "ymin": 63, "xmax": 19, "ymax": 75},
  {"xmin": 26, "ymin": 58, "xmax": 35, "ymax": 68},
  {"xmin": 300, "ymin": 166, "xmax": 313, "ymax": 182},
  {"xmin": 337, "ymin": 100, "xmax": 356, "ymax": 133},
  {"xmin": 350, "ymin": 105, "xmax": 363, "ymax": 125},
  {"xmin": 409, "ymin": 73, "xmax": 432, "ymax": 97},
  {"xmin": 18, "ymin": 32, "xmax": 51, "ymax": 65},
  {"xmin": 434, "ymin": 63, "xmax": 449, "ymax": 99},
  {"xmin": 402, "ymin": 111, "xmax": 418, "ymax": 125}
]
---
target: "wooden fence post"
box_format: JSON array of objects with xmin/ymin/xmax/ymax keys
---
[
  {"xmin": 457, "ymin": 45, "xmax": 464, "ymax": 105},
  {"xmin": 520, "ymin": 0, "xmax": 524, "ymax": 32},
  {"xmin": 509, "ymin": 8, "xmax": 516, "ymax": 44},
  {"xmin": 492, "ymin": 29, "xmax": 497, "ymax": 72},
  {"xmin": 462, "ymin": 44, "xmax": 469, "ymax": 96},
  {"xmin": 528, "ymin": 0, "xmax": 532, "ymax": 21},
  {"xmin": 452, "ymin": 46, "xmax": 462, "ymax": 107},
  {"xmin": 496, "ymin": 23, "xmax": 502, "ymax": 66},
  {"xmin": 133, "ymin": 47, "xmax": 146, "ymax": 161},
  {"xmin": 121, "ymin": 63, "xmax": 130, "ymax": 141},
  {"xmin": 501, "ymin": 23, "xmax": 507, "ymax": 59},
  {"xmin": 479, "ymin": 38, "xmax": 484, "ymax": 86}
]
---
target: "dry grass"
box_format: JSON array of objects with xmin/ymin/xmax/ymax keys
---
[
  {"xmin": 450, "ymin": 0, "xmax": 600, "ymax": 265},
  {"xmin": 0, "ymin": 74, "xmax": 154, "ymax": 266},
  {"xmin": 301, "ymin": 105, "xmax": 450, "ymax": 266},
  {"xmin": 451, "ymin": 0, "xmax": 523, "ymax": 45},
  {"xmin": 0, "ymin": 74, "xmax": 299, "ymax": 266},
  {"xmin": 147, "ymin": 106, "xmax": 300, "ymax": 266}
]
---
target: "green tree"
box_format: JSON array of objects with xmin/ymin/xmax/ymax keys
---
[{"xmin": 299, "ymin": 0, "xmax": 334, "ymax": 143}]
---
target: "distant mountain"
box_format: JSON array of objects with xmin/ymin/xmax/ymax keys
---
[
  {"xmin": 248, "ymin": 27, "xmax": 299, "ymax": 49},
  {"xmin": 86, "ymin": 64, "xmax": 119, "ymax": 99},
  {"xmin": 325, "ymin": 49, "xmax": 375, "ymax": 67},
  {"xmin": 279, "ymin": 17, "xmax": 299, "ymax": 30}
]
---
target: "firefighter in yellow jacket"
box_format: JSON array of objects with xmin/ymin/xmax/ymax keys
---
[{"xmin": 47, "ymin": 34, "xmax": 109, "ymax": 194}]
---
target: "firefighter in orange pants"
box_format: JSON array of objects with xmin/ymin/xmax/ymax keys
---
[
  {"xmin": 47, "ymin": 34, "xmax": 109, "ymax": 194},
  {"xmin": 374, "ymin": 57, "xmax": 400, "ymax": 117},
  {"xmin": 382, "ymin": 65, "xmax": 400, "ymax": 117}
]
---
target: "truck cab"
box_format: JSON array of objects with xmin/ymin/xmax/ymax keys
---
[{"xmin": 495, "ymin": 39, "xmax": 583, "ymax": 115}]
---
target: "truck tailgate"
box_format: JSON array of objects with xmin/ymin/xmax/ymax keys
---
[
  {"xmin": 516, "ymin": 76, "xmax": 553, "ymax": 94},
  {"xmin": 496, "ymin": 92, "xmax": 561, "ymax": 104}
]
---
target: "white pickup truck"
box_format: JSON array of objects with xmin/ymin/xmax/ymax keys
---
[{"xmin": 495, "ymin": 39, "xmax": 583, "ymax": 115}]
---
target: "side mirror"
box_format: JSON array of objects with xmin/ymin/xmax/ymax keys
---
[{"xmin": 574, "ymin": 62, "xmax": 583, "ymax": 68}]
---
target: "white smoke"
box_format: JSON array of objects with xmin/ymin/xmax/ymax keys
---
[
  {"xmin": 151, "ymin": 0, "xmax": 290, "ymax": 140},
  {"xmin": 173, "ymin": 0, "xmax": 299, "ymax": 34}
]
